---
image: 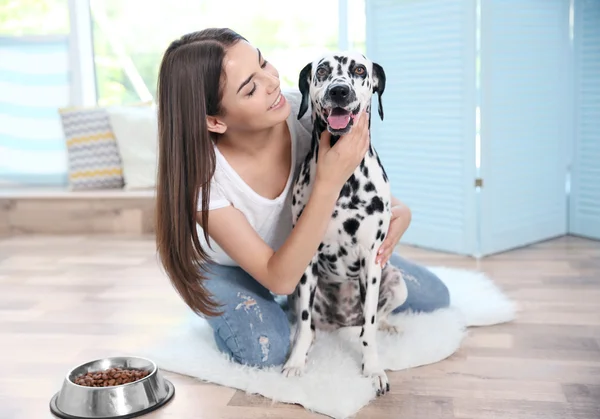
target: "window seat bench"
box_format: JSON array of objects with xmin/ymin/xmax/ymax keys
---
[{"xmin": 0, "ymin": 187, "xmax": 156, "ymax": 236}]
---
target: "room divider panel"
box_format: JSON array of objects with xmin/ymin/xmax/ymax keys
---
[
  {"xmin": 366, "ymin": 0, "xmax": 478, "ymax": 256},
  {"xmin": 366, "ymin": 0, "xmax": 598, "ymax": 256},
  {"xmin": 478, "ymin": 0, "xmax": 572, "ymax": 255},
  {"xmin": 569, "ymin": 0, "xmax": 600, "ymax": 241}
]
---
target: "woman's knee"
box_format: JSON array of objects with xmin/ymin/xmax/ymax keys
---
[
  {"xmin": 205, "ymin": 284, "xmax": 291, "ymax": 368},
  {"xmin": 212, "ymin": 314, "xmax": 290, "ymax": 368},
  {"xmin": 388, "ymin": 253, "xmax": 450, "ymax": 313}
]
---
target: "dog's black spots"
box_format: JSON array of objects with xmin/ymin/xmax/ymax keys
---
[
  {"xmin": 359, "ymin": 281, "xmax": 366, "ymax": 302},
  {"xmin": 301, "ymin": 170, "xmax": 311, "ymax": 186},
  {"xmin": 371, "ymin": 243, "xmax": 375, "ymax": 250},
  {"xmin": 311, "ymin": 263, "xmax": 319, "ymax": 276},
  {"xmin": 363, "ymin": 341, "xmax": 368, "ymax": 347},
  {"xmin": 366, "ymin": 196, "xmax": 384, "ymax": 215},
  {"xmin": 311, "ymin": 323, "xmax": 315, "ymax": 331},
  {"xmin": 351, "ymin": 195, "xmax": 362, "ymax": 207},
  {"xmin": 339, "ymin": 183, "xmax": 351, "ymax": 198},
  {"xmin": 297, "ymin": 207, "xmax": 304, "ymax": 219},
  {"xmin": 339, "ymin": 246, "xmax": 348, "ymax": 256},
  {"xmin": 349, "ymin": 174, "xmax": 360, "ymax": 192},
  {"xmin": 364, "ymin": 182, "xmax": 376, "ymax": 192},
  {"xmin": 376, "ymin": 229, "xmax": 383, "ymax": 240},
  {"xmin": 332, "ymin": 210, "xmax": 338, "ymax": 218},
  {"xmin": 372, "ymin": 277, "xmax": 377, "ymax": 285},
  {"xmin": 326, "ymin": 290, "xmax": 339, "ymax": 305},
  {"xmin": 368, "ymin": 146, "xmax": 374, "ymax": 157},
  {"xmin": 310, "ymin": 288, "xmax": 316, "ymax": 307},
  {"xmin": 352, "ymin": 237, "xmax": 357, "ymax": 244},
  {"xmin": 297, "ymin": 287, "xmax": 301, "ymax": 297},
  {"xmin": 327, "ymin": 254, "xmax": 338, "ymax": 263},
  {"xmin": 300, "ymin": 274, "xmax": 307, "ymax": 285},
  {"xmin": 362, "ymin": 363, "xmax": 364, "ymax": 372},
  {"xmin": 334, "ymin": 55, "xmax": 348, "ymax": 65},
  {"xmin": 302, "ymin": 310, "xmax": 309, "ymax": 321},
  {"xmin": 338, "ymin": 229, "xmax": 342, "ymax": 235},
  {"xmin": 361, "ymin": 257, "xmax": 366, "ymax": 268},
  {"xmin": 375, "ymin": 153, "xmax": 389, "ymax": 182},
  {"xmin": 378, "ymin": 297, "xmax": 387, "ymax": 310},
  {"xmin": 381, "ymin": 231, "xmax": 386, "ymax": 240},
  {"xmin": 361, "ymin": 165, "xmax": 369, "ymax": 177},
  {"xmin": 371, "ymin": 315, "xmax": 375, "ymax": 324},
  {"xmin": 349, "ymin": 259, "xmax": 361, "ymax": 272},
  {"xmin": 360, "ymin": 327, "xmax": 364, "ymax": 337},
  {"xmin": 314, "ymin": 304, "xmax": 322, "ymax": 314},
  {"xmin": 379, "ymin": 219, "xmax": 383, "ymax": 226},
  {"xmin": 318, "ymin": 243, "xmax": 324, "ymax": 251},
  {"xmin": 292, "ymin": 195, "xmax": 296, "ymax": 206},
  {"xmin": 343, "ymin": 218, "xmax": 360, "ymax": 236},
  {"xmin": 357, "ymin": 214, "xmax": 365, "ymax": 221},
  {"xmin": 386, "ymin": 383, "xmax": 390, "ymax": 392}
]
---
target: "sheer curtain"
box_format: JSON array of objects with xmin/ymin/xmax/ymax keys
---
[{"xmin": 0, "ymin": 36, "xmax": 70, "ymax": 186}]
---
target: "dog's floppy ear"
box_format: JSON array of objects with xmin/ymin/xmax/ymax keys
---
[
  {"xmin": 372, "ymin": 62, "xmax": 386, "ymax": 121},
  {"xmin": 297, "ymin": 62, "xmax": 312, "ymax": 120}
]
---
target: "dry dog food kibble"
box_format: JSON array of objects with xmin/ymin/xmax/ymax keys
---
[{"xmin": 73, "ymin": 367, "xmax": 150, "ymax": 387}]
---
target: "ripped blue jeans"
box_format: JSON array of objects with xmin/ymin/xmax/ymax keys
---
[{"xmin": 201, "ymin": 252, "xmax": 450, "ymax": 368}]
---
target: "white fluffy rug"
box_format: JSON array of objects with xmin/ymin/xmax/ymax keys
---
[{"xmin": 135, "ymin": 267, "xmax": 517, "ymax": 419}]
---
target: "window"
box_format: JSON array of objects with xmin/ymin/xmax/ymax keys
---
[
  {"xmin": 0, "ymin": 0, "xmax": 367, "ymax": 186},
  {"xmin": 90, "ymin": 0, "xmax": 356, "ymax": 106},
  {"xmin": 0, "ymin": 0, "xmax": 70, "ymax": 35},
  {"xmin": 0, "ymin": 0, "xmax": 71, "ymax": 186}
]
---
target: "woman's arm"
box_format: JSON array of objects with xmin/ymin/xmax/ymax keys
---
[
  {"xmin": 390, "ymin": 195, "xmax": 412, "ymax": 238},
  {"xmin": 198, "ymin": 181, "xmax": 338, "ymax": 295},
  {"xmin": 374, "ymin": 195, "xmax": 412, "ymax": 265}
]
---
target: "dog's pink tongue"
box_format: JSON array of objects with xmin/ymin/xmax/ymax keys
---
[{"xmin": 327, "ymin": 114, "xmax": 350, "ymax": 129}]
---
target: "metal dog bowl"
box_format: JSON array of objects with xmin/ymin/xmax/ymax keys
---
[{"xmin": 49, "ymin": 356, "xmax": 174, "ymax": 419}]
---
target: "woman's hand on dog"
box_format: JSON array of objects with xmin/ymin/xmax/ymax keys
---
[
  {"xmin": 376, "ymin": 203, "xmax": 412, "ymax": 266},
  {"xmin": 315, "ymin": 111, "xmax": 370, "ymax": 195}
]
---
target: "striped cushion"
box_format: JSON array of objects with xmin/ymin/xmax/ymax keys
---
[{"xmin": 59, "ymin": 106, "xmax": 124, "ymax": 190}]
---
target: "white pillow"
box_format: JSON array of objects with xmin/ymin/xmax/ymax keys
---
[{"xmin": 107, "ymin": 104, "xmax": 158, "ymax": 190}]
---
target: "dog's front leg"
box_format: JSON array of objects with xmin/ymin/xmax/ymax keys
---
[
  {"xmin": 360, "ymin": 254, "xmax": 389, "ymax": 395},
  {"xmin": 282, "ymin": 258, "xmax": 318, "ymax": 377}
]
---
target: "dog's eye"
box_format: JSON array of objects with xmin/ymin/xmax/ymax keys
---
[
  {"xmin": 354, "ymin": 66, "xmax": 366, "ymax": 76},
  {"xmin": 316, "ymin": 67, "xmax": 328, "ymax": 77}
]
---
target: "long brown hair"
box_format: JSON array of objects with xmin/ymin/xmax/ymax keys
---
[{"xmin": 155, "ymin": 28, "xmax": 245, "ymax": 317}]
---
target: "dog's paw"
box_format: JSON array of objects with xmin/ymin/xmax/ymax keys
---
[
  {"xmin": 363, "ymin": 365, "xmax": 390, "ymax": 396},
  {"xmin": 378, "ymin": 320, "xmax": 402, "ymax": 335},
  {"xmin": 282, "ymin": 356, "xmax": 307, "ymax": 378}
]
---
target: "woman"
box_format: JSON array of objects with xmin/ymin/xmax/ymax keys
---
[{"xmin": 155, "ymin": 28, "xmax": 449, "ymax": 368}]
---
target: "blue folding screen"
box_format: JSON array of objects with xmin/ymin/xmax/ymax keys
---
[
  {"xmin": 478, "ymin": 0, "xmax": 572, "ymax": 255},
  {"xmin": 366, "ymin": 0, "xmax": 478, "ymax": 256},
  {"xmin": 0, "ymin": 36, "xmax": 70, "ymax": 186},
  {"xmin": 365, "ymin": 0, "xmax": 598, "ymax": 256},
  {"xmin": 569, "ymin": 0, "xmax": 600, "ymax": 240}
]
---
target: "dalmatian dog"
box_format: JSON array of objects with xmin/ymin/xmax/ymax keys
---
[{"xmin": 283, "ymin": 52, "xmax": 408, "ymax": 396}]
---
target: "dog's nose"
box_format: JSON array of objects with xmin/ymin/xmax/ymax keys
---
[{"xmin": 329, "ymin": 84, "xmax": 350, "ymax": 99}]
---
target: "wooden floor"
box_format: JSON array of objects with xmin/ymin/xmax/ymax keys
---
[{"xmin": 1, "ymin": 234, "xmax": 599, "ymax": 419}]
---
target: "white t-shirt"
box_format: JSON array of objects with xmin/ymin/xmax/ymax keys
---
[{"xmin": 196, "ymin": 89, "xmax": 313, "ymax": 266}]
